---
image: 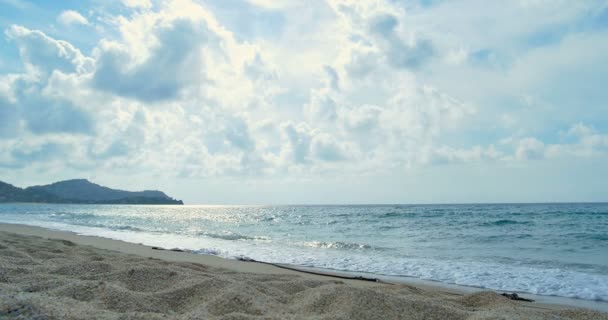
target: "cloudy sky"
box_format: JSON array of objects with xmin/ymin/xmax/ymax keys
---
[{"xmin": 1, "ymin": 0, "xmax": 607, "ymax": 204}]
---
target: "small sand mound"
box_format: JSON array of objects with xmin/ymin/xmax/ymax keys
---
[
  {"xmin": 152, "ymin": 280, "xmax": 222, "ymax": 310},
  {"xmin": 26, "ymin": 250, "xmax": 66, "ymax": 260},
  {"xmin": 0, "ymin": 268, "xmax": 8, "ymax": 283},
  {"xmin": 51, "ymin": 261, "xmax": 114, "ymax": 276},
  {"xmin": 0, "ymin": 266, "xmax": 31, "ymax": 282},
  {"xmin": 207, "ymin": 285, "xmax": 279, "ymax": 316},
  {"xmin": 460, "ymin": 291, "xmax": 514, "ymax": 308},
  {"xmin": 293, "ymin": 285, "xmax": 468, "ymax": 320},
  {"xmin": 0, "ymin": 249, "xmax": 32, "ymax": 260},
  {"xmin": 112, "ymin": 266, "xmax": 180, "ymax": 292},
  {"xmin": 52, "ymin": 280, "xmax": 106, "ymax": 302},
  {"xmin": 57, "ymin": 239, "xmax": 76, "ymax": 247},
  {"xmin": 263, "ymin": 279, "xmax": 317, "ymax": 295},
  {"xmin": 97, "ymin": 283, "xmax": 159, "ymax": 313},
  {"xmin": 556, "ymin": 309, "xmax": 608, "ymax": 320},
  {"xmin": 88, "ymin": 255, "xmax": 105, "ymax": 261},
  {"xmin": 20, "ymin": 278, "xmax": 72, "ymax": 293},
  {"xmin": 174, "ymin": 261, "xmax": 209, "ymax": 272},
  {"xmin": 0, "ymin": 294, "xmax": 47, "ymax": 320}
]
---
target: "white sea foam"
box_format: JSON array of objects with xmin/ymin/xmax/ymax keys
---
[{"xmin": 302, "ymin": 241, "xmax": 374, "ymax": 250}]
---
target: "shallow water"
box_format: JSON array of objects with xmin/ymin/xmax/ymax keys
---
[{"xmin": 0, "ymin": 203, "xmax": 607, "ymax": 301}]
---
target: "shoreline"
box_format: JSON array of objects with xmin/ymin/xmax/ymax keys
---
[
  {"xmin": 0, "ymin": 223, "xmax": 444, "ymax": 289},
  {"xmin": 1, "ymin": 222, "xmax": 607, "ymax": 317}
]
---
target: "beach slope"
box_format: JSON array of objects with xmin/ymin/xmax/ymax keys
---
[{"xmin": 0, "ymin": 224, "xmax": 606, "ymax": 320}]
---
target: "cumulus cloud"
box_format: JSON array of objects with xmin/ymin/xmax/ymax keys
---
[
  {"xmin": 122, "ymin": 0, "xmax": 152, "ymax": 9},
  {"xmin": 92, "ymin": 18, "xmax": 210, "ymax": 102},
  {"xmin": 5, "ymin": 25, "xmax": 93, "ymax": 74},
  {"xmin": 547, "ymin": 123, "xmax": 608, "ymax": 158},
  {"xmin": 311, "ymin": 133, "xmax": 350, "ymax": 162},
  {"xmin": 281, "ymin": 122, "xmax": 314, "ymax": 164},
  {"xmin": 1, "ymin": 85, "xmax": 94, "ymax": 136},
  {"xmin": 1, "ymin": 0, "xmax": 608, "ymax": 195},
  {"xmin": 57, "ymin": 10, "xmax": 89, "ymax": 26},
  {"xmin": 19, "ymin": 91, "xmax": 93, "ymax": 135},
  {"xmin": 515, "ymin": 137, "xmax": 545, "ymax": 160},
  {"xmin": 419, "ymin": 145, "xmax": 503, "ymax": 165},
  {"xmin": 341, "ymin": 104, "xmax": 382, "ymax": 133},
  {"xmin": 0, "ymin": 100, "xmax": 20, "ymax": 138},
  {"xmin": 500, "ymin": 123, "xmax": 608, "ymax": 162},
  {"xmin": 245, "ymin": 0, "xmax": 293, "ymax": 9},
  {"xmin": 368, "ymin": 13, "xmax": 434, "ymax": 69},
  {"xmin": 1, "ymin": 25, "xmax": 96, "ymax": 137}
]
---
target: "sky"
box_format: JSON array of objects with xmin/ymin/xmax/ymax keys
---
[{"xmin": 0, "ymin": 0, "xmax": 607, "ymax": 204}]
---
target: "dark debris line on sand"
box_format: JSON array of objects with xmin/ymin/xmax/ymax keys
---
[
  {"xmin": 151, "ymin": 246, "xmax": 383, "ymax": 282},
  {"xmin": 151, "ymin": 245, "xmax": 540, "ymax": 298},
  {"xmin": 502, "ymin": 293, "xmax": 534, "ymax": 302},
  {"xmin": 236, "ymin": 256, "xmax": 384, "ymax": 283}
]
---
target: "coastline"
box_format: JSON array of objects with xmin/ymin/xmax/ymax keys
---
[{"xmin": 1, "ymin": 223, "xmax": 607, "ymax": 319}]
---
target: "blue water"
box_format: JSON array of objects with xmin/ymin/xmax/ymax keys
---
[{"xmin": 0, "ymin": 203, "xmax": 607, "ymax": 301}]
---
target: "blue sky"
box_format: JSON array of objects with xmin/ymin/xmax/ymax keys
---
[{"xmin": 1, "ymin": 0, "xmax": 607, "ymax": 204}]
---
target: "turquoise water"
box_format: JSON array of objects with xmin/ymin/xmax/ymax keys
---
[{"xmin": 0, "ymin": 203, "xmax": 607, "ymax": 301}]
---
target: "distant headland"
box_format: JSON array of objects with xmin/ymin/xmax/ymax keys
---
[{"xmin": 0, "ymin": 179, "xmax": 183, "ymax": 205}]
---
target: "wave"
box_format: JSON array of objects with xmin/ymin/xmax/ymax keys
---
[
  {"xmin": 474, "ymin": 233, "xmax": 533, "ymax": 242},
  {"xmin": 112, "ymin": 225, "xmax": 144, "ymax": 232},
  {"xmin": 191, "ymin": 248, "xmax": 222, "ymax": 256},
  {"xmin": 586, "ymin": 234, "xmax": 608, "ymax": 241},
  {"xmin": 570, "ymin": 210, "xmax": 608, "ymax": 216},
  {"xmin": 47, "ymin": 219, "xmax": 146, "ymax": 233},
  {"xmin": 569, "ymin": 233, "xmax": 608, "ymax": 241},
  {"xmin": 379, "ymin": 211, "xmax": 445, "ymax": 219},
  {"xmin": 378, "ymin": 211, "xmax": 407, "ymax": 218},
  {"xmin": 50, "ymin": 212, "xmax": 99, "ymax": 220},
  {"xmin": 198, "ymin": 231, "xmax": 270, "ymax": 241},
  {"xmin": 378, "ymin": 225, "xmax": 400, "ymax": 230},
  {"xmin": 480, "ymin": 219, "xmax": 533, "ymax": 227},
  {"xmin": 515, "ymin": 233, "xmax": 533, "ymax": 239},
  {"xmin": 302, "ymin": 241, "xmax": 375, "ymax": 250}
]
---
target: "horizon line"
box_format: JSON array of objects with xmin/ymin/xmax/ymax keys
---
[{"xmin": 175, "ymin": 201, "xmax": 608, "ymax": 206}]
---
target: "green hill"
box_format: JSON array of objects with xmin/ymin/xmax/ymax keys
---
[{"xmin": 0, "ymin": 179, "xmax": 183, "ymax": 205}]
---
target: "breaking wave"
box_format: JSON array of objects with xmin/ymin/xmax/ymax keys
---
[{"xmin": 302, "ymin": 241, "xmax": 375, "ymax": 250}]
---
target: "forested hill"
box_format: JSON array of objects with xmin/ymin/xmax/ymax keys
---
[{"xmin": 0, "ymin": 179, "xmax": 183, "ymax": 205}]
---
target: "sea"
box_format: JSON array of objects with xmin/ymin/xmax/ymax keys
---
[{"xmin": 1, "ymin": 203, "xmax": 607, "ymax": 305}]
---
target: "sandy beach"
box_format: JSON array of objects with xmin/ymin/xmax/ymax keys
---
[{"xmin": 0, "ymin": 223, "xmax": 606, "ymax": 320}]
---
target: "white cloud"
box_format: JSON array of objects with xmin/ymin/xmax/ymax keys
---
[
  {"xmin": 311, "ymin": 132, "xmax": 350, "ymax": 162},
  {"xmin": 0, "ymin": 0, "xmax": 31, "ymax": 10},
  {"xmin": 419, "ymin": 145, "xmax": 504, "ymax": 165},
  {"xmin": 1, "ymin": 0, "xmax": 608, "ymax": 202},
  {"xmin": 57, "ymin": 10, "xmax": 89, "ymax": 26},
  {"xmin": 122, "ymin": 0, "xmax": 152, "ymax": 9},
  {"xmin": 516, "ymin": 137, "xmax": 545, "ymax": 160},
  {"xmin": 281, "ymin": 122, "xmax": 314, "ymax": 164},
  {"xmin": 502, "ymin": 123, "xmax": 608, "ymax": 161},
  {"xmin": 0, "ymin": 26, "xmax": 95, "ymax": 138},
  {"xmin": 91, "ymin": 19, "xmax": 210, "ymax": 102},
  {"xmin": 546, "ymin": 124, "xmax": 608, "ymax": 158},
  {"xmin": 5, "ymin": 25, "xmax": 93, "ymax": 74},
  {"xmin": 245, "ymin": 0, "xmax": 294, "ymax": 9}
]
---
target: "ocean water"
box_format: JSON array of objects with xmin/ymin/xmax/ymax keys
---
[{"xmin": 0, "ymin": 203, "xmax": 607, "ymax": 302}]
